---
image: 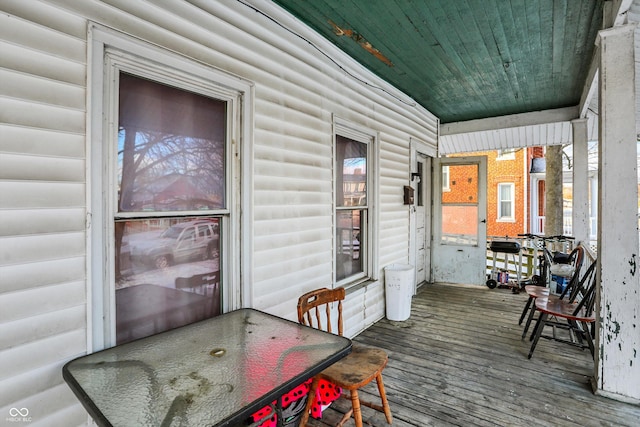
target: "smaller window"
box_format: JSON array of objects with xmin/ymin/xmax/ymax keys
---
[
  {"xmin": 497, "ymin": 183, "xmax": 515, "ymax": 221},
  {"xmin": 442, "ymin": 165, "xmax": 450, "ymax": 191},
  {"xmin": 336, "ymin": 135, "xmax": 368, "ymax": 283}
]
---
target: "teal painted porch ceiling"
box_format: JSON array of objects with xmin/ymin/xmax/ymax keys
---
[{"xmin": 272, "ymin": 0, "xmax": 604, "ymax": 124}]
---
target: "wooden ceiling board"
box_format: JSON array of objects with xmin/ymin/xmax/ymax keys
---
[{"xmin": 273, "ymin": 0, "xmax": 604, "ymax": 124}]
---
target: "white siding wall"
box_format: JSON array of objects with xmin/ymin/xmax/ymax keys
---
[
  {"xmin": 0, "ymin": 0, "xmax": 437, "ymax": 424},
  {"xmin": 0, "ymin": 1, "xmax": 89, "ymax": 425}
]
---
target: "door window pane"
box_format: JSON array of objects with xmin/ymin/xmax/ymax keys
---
[
  {"xmin": 417, "ymin": 162, "xmax": 424, "ymax": 206},
  {"xmin": 440, "ymin": 163, "xmax": 478, "ymax": 245}
]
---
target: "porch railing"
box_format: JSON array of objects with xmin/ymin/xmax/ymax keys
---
[{"xmin": 485, "ymin": 235, "xmax": 588, "ymax": 281}]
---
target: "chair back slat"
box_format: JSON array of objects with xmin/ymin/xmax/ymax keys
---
[
  {"xmin": 572, "ymin": 259, "xmax": 598, "ymax": 316},
  {"xmin": 558, "ymin": 245, "xmax": 585, "ymax": 299},
  {"xmin": 297, "ymin": 287, "xmax": 345, "ymax": 336}
]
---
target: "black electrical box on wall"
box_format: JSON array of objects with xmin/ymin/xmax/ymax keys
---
[{"xmin": 403, "ymin": 185, "xmax": 414, "ymax": 205}]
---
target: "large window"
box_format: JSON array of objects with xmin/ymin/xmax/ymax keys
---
[
  {"xmin": 334, "ymin": 121, "xmax": 377, "ymax": 285},
  {"xmin": 497, "ymin": 183, "xmax": 515, "ymax": 221},
  {"xmin": 90, "ymin": 27, "xmax": 250, "ymax": 349},
  {"xmin": 114, "ymin": 73, "xmax": 227, "ymax": 344}
]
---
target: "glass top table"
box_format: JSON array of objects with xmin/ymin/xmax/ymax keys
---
[{"xmin": 63, "ymin": 308, "xmax": 352, "ymax": 427}]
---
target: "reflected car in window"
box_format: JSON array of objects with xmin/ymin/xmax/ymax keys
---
[{"xmin": 129, "ymin": 220, "xmax": 219, "ymax": 269}]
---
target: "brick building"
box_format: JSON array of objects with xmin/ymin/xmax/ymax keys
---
[{"xmin": 446, "ymin": 148, "xmax": 545, "ymax": 238}]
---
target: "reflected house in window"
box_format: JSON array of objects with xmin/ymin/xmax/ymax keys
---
[
  {"xmin": 335, "ymin": 134, "xmax": 369, "ymax": 282},
  {"xmin": 129, "ymin": 174, "xmax": 222, "ymax": 211},
  {"xmin": 342, "ymin": 168, "xmax": 366, "ymax": 206}
]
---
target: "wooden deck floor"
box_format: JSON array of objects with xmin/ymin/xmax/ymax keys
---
[{"xmin": 307, "ymin": 283, "xmax": 640, "ymax": 427}]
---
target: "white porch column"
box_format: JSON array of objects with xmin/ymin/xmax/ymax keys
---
[
  {"xmin": 594, "ymin": 24, "xmax": 640, "ymax": 402},
  {"xmin": 571, "ymin": 118, "xmax": 590, "ymax": 245},
  {"xmin": 590, "ymin": 175, "xmax": 598, "ymax": 240}
]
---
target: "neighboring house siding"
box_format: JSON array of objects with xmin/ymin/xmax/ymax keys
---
[{"xmin": 0, "ymin": 1, "xmax": 437, "ymax": 424}]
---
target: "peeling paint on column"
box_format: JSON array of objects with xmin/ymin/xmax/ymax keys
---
[
  {"xmin": 596, "ymin": 24, "xmax": 640, "ymax": 401},
  {"xmin": 605, "ymin": 306, "xmax": 621, "ymax": 343}
]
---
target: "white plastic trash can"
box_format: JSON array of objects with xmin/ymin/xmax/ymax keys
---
[{"xmin": 384, "ymin": 264, "xmax": 414, "ymax": 321}]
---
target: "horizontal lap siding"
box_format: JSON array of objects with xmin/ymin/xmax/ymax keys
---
[
  {"xmin": 1, "ymin": 0, "xmax": 437, "ymax": 423},
  {"xmin": 0, "ymin": 3, "xmax": 88, "ymax": 426},
  {"xmin": 231, "ymin": 3, "xmax": 437, "ymax": 326}
]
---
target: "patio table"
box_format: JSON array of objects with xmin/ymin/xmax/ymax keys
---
[{"xmin": 63, "ymin": 308, "xmax": 352, "ymax": 427}]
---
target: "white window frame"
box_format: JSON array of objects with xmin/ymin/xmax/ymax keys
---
[
  {"xmin": 442, "ymin": 165, "xmax": 451, "ymax": 191},
  {"xmin": 496, "ymin": 149, "xmax": 516, "ymax": 160},
  {"xmin": 87, "ymin": 24, "xmax": 253, "ymax": 351},
  {"xmin": 497, "ymin": 182, "xmax": 516, "ymax": 222},
  {"xmin": 333, "ymin": 117, "xmax": 379, "ymax": 288}
]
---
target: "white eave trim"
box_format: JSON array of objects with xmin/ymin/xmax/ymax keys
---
[{"xmin": 440, "ymin": 106, "xmax": 579, "ymax": 136}]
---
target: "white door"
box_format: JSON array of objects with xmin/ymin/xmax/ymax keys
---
[
  {"xmin": 432, "ymin": 156, "xmax": 487, "ymax": 285},
  {"xmin": 414, "ymin": 155, "xmax": 431, "ymax": 286}
]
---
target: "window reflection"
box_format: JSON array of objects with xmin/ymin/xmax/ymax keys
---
[
  {"xmin": 114, "ymin": 73, "xmax": 227, "ymax": 345},
  {"xmin": 337, "ymin": 136, "xmax": 367, "ymax": 207},
  {"xmin": 335, "ymin": 134, "xmax": 368, "ymax": 282},
  {"xmin": 115, "ymin": 218, "xmax": 221, "ymax": 345},
  {"xmin": 336, "ymin": 210, "xmax": 363, "ymax": 281},
  {"xmin": 440, "ymin": 163, "xmax": 479, "ymax": 246},
  {"xmin": 117, "ymin": 73, "xmax": 226, "ymax": 213}
]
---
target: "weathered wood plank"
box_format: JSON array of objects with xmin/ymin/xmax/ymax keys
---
[{"xmin": 306, "ymin": 283, "xmax": 640, "ymax": 426}]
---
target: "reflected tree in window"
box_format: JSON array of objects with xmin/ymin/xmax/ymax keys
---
[
  {"xmin": 117, "ymin": 73, "xmax": 226, "ymax": 213},
  {"xmin": 115, "ymin": 73, "xmax": 226, "ymax": 282}
]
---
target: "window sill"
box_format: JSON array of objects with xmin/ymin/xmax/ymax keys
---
[
  {"xmin": 343, "ymin": 277, "xmax": 378, "ymax": 295},
  {"xmin": 496, "ymin": 218, "xmax": 516, "ymax": 223}
]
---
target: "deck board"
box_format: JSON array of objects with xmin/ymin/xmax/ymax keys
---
[{"xmin": 305, "ymin": 283, "xmax": 640, "ymax": 426}]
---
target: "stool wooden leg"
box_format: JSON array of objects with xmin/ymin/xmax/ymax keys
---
[
  {"xmin": 375, "ymin": 374, "xmax": 393, "ymax": 424},
  {"xmin": 349, "ymin": 389, "xmax": 363, "ymax": 427}
]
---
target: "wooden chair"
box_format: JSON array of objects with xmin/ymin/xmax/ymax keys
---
[
  {"xmin": 175, "ymin": 271, "xmax": 219, "ymax": 296},
  {"xmin": 519, "ymin": 245, "xmax": 584, "ymax": 339},
  {"xmin": 527, "ymin": 259, "xmax": 598, "ymax": 359},
  {"xmin": 175, "ymin": 271, "xmax": 221, "ymax": 318},
  {"xmin": 297, "ymin": 288, "xmax": 392, "ymax": 427}
]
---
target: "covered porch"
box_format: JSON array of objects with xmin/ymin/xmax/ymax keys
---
[
  {"xmin": 274, "ymin": 0, "xmax": 640, "ymax": 404},
  {"xmin": 312, "ymin": 283, "xmax": 640, "ymax": 426},
  {"xmin": 2, "ymin": 1, "xmax": 640, "ymax": 424}
]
